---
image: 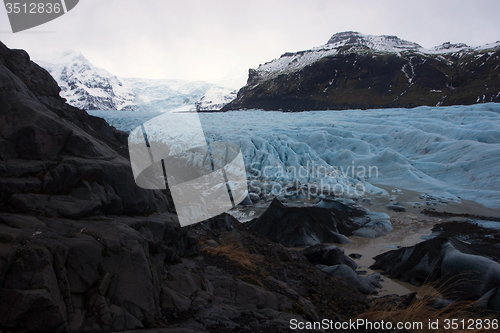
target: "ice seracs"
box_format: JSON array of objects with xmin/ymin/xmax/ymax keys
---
[{"xmin": 89, "ymin": 103, "xmax": 500, "ymax": 210}]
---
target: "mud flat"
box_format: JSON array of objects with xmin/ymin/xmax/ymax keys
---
[{"xmin": 339, "ymin": 183, "xmax": 500, "ymax": 296}]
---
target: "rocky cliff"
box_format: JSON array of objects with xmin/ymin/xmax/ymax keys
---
[
  {"xmin": 222, "ymin": 32, "xmax": 500, "ymax": 111},
  {"xmin": 0, "ymin": 41, "xmax": 372, "ymax": 332},
  {"xmin": 0, "ymin": 42, "xmax": 166, "ymax": 217}
]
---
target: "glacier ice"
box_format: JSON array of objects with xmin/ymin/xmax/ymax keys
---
[{"xmin": 88, "ymin": 103, "xmax": 500, "ymax": 209}]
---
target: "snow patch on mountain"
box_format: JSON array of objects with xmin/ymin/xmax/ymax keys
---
[
  {"xmin": 326, "ymin": 31, "xmax": 422, "ymax": 52},
  {"xmin": 425, "ymin": 42, "xmax": 472, "ymax": 54},
  {"xmin": 196, "ymin": 86, "xmax": 238, "ymax": 111}
]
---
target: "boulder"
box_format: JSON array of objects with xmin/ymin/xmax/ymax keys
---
[
  {"xmin": 320, "ymin": 264, "xmax": 382, "ymax": 295},
  {"xmin": 247, "ymin": 198, "xmax": 391, "ymax": 247},
  {"xmin": 300, "ymin": 244, "xmax": 357, "ymax": 270},
  {"xmin": 387, "ymin": 204, "xmax": 406, "ymax": 212},
  {"xmin": 350, "ymin": 211, "xmax": 393, "ymax": 238},
  {"xmin": 0, "ymin": 288, "xmax": 66, "ymax": 332}
]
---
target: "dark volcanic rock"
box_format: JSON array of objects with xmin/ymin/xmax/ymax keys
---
[
  {"xmin": 320, "ymin": 265, "xmax": 382, "ymax": 295},
  {"xmin": 371, "ymin": 221, "xmax": 500, "ymax": 311},
  {"xmin": 0, "ymin": 212, "xmax": 196, "ymax": 332},
  {"xmin": 247, "ymin": 198, "xmax": 392, "ymax": 247},
  {"xmin": 300, "ymin": 245, "xmax": 383, "ymax": 295},
  {"xmin": 387, "ymin": 204, "xmax": 406, "ymax": 212},
  {"xmin": 0, "ymin": 41, "xmax": 164, "ymax": 217},
  {"xmin": 370, "ymin": 236, "xmax": 447, "ymax": 286},
  {"xmin": 300, "ymin": 244, "xmax": 357, "ymax": 269},
  {"xmin": 247, "ymin": 198, "xmax": 357, "ymax": 247}
]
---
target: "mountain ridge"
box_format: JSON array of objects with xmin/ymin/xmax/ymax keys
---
[
  {"xmin": 222, "ymin": 31, "xmax": 500, "ymax": 111},
  {"xmin": 37, "ymin": 51, "xmax": 237, "ymax": 112}
]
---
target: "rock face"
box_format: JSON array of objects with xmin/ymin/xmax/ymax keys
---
[
  {"xmin": 246, "ymin": 198, "xmax": 392, "ymax": 247},
  {"xmin": 319, "ymin": 265, "xmax": 382, "ymax": 295},
  {"xmin": 0, "ymin": 212, "xmax": 197, "ymax": 332},
  {"xmin": 0, "ymin": 41, "xmax": 166, "ymax": 217},
  {"xmin": 300, "ymin": 244, "xmax": 357, "ymax": 269},
  {"xmin": 222, "ymin": 31, "xmax": 500, "ymax": 111},
  {"xmin": 298, "ymin": 241, "xmax": 382, "ymax": 295},
  {"xmin": 0, "ymin": 41, "xmax": 179, "ymax": 331}
]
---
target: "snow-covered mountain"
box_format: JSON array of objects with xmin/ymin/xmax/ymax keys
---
[
  {"xmin": 36, "ymin": 51, "xmax": 237, "ymax": 111},
  {"xmin": 223, "ymin": 31, "xmax": 500, "ymax": 111},
  {"xmin": 195, "ymin": 85, "xmax": 238, "ymax": 111},
  {"xmin": 248, "ymin": 31, "xmax": 499, "ymax": 83},
  {"xmin": 37, "ymin": 51, "xmax": 136, "ymax": 110}
]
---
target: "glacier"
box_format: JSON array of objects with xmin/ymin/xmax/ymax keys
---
[{"xmin": 88, "ymin": 102, "xmax": 500, "ymax": 209}]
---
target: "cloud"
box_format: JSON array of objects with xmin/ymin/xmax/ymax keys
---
[{"xmin": 1, "ymin": 0, "xmax": 499, "ymax": 84}]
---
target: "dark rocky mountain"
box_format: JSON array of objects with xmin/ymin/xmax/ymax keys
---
[{"xmin": 222, "ymin": 31, "xmax": 500, "ymax": 111}]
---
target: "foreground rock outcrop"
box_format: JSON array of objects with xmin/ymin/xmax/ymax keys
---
[
  {"xmin": 300, "ymin": 244, "xmax": 382, "ymax": 295},
  {"xmin": 247, "ymin": 198, "xmax": 392, "ymax": 247},
  {"xmin": 0, "ymin": 41, "xmax": 166, "ymax": 217},
  {"xmin": 0, "ymin": 40, "xmax": 180, "ymax": 331},
  {"xmin": 0, "ymin": 209, "xmax": 373, "ymax": 332},
  {"xmin": 0, "ymin": 212, "xmax": 197, "ymax": 332}
]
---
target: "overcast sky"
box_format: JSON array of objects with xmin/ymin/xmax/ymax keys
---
[{"xmin": 1, "ymin": 0, "xmax": 499, "ymax": 87}]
